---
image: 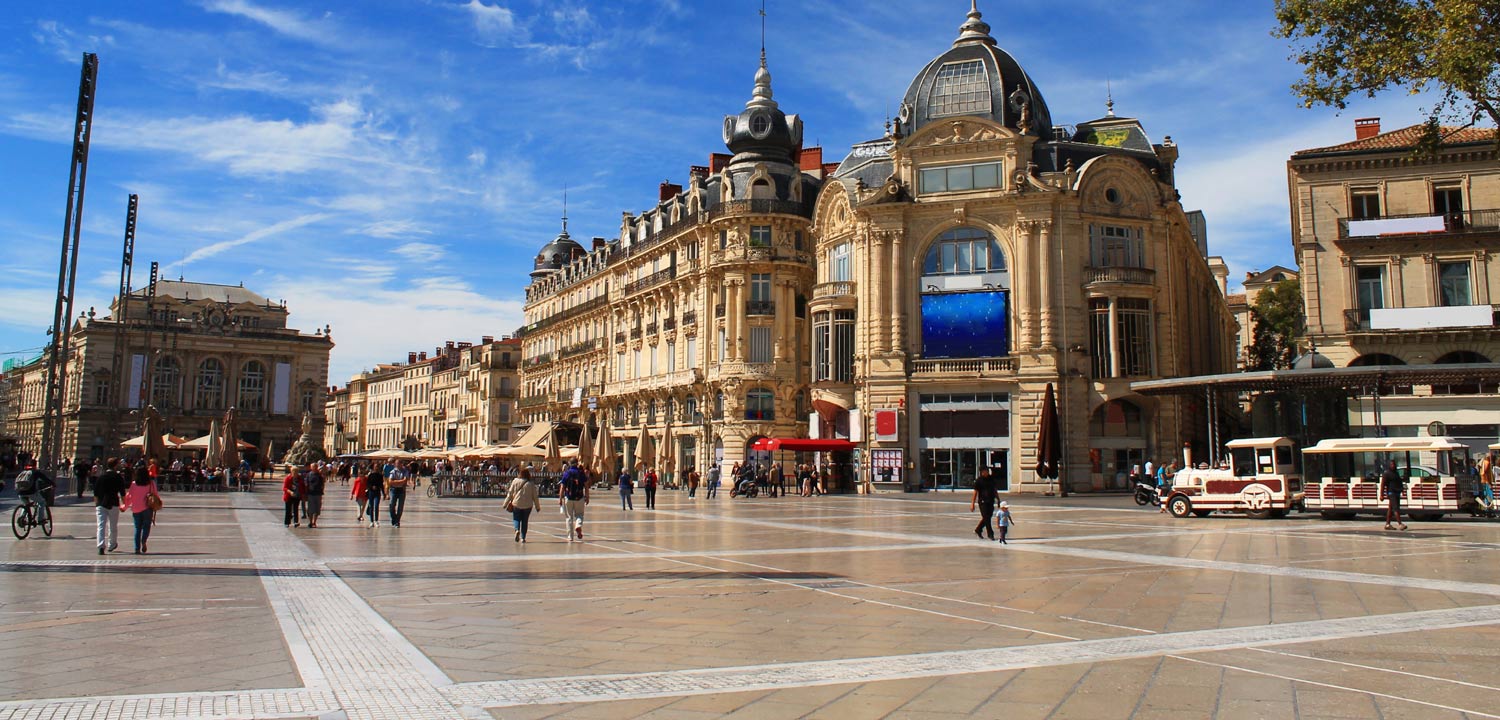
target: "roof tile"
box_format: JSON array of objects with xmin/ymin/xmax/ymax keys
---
[{"xmin": 1297, "ymin": 124, "xmax": 1496, "ymax": 155}]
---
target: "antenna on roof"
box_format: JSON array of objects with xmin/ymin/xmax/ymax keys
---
[
  {"xmin": 760, "ymin": 0, "xmax": 767, "ymax": 67},
  {"xmin": 561, "ymin": 184, "xmax": 569, "ymax": 235}
]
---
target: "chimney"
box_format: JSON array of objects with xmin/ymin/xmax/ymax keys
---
[
  {"xmin": 659, "ymin": 181, "xmax": 682, "ymax": 202},
  {"xmin": 708, "ymin": 153, "xmax": 732, "ymax": 174},
  {"xmin": 1355, "ymin": 117, "xmax": 1381, "ymax": 140},
  {"xmin": 481, "ymin": 335, "xmax": 494, "ymax": 345},
  {"xmin": 418, "ymin": 351, "xmax": 428, "ymax": 361},
  {"xmin": 797, "ymin": 147, "xmax": 824, "ymax": 173},
  {"xmin": 689, "ymin": 165, "xmax": 709, "ymax": 182},
  {"xmin": 407, "ymin": 352, "xmax": 417, "ymax": 364},
  {"xmin": 445, "ymin": 341, "xmax": 455, "ymax": 350}
]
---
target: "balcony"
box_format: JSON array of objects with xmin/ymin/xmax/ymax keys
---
[
  {"xmin": 682, "ymin": 311, "xmax": 697, "ymax": 326},
  {"xmin": 1339, "ymin": 209, "xmax": 1500, "ymax": 240},
  {"xmin": 466, "ymin": 380, "xmax": 480, "ymax": 391},
  {"xmin": 490, "ymin": 387, "xmax": 517, "ymax": 399},
  {"xmin": 614, "ymin": 332, "xmax": 626, "ymax": 345},
  {"xmin": 463, "ymin": 408, "xmax": 479, "ymax": 421},
  {"xmin": 560, "ymin": 339, "xmax": 599, "ymax": 359},
  {"xmin": 518, "ymin": 394, "xmax": 549, "ymax": 409},
  {"xmin": 1084, "ymin": 266, "xmax": 1156, "ymax": 286},
  {"xmin": 704, "ymin": 198, "xmax": 812, "ymax": 221},
  {"xmin": 621, "ymin": 213, "xmax": 699, "ymax": 259},
  {"xmin": 645, "ymin": 322, "xmax": 658, "ymax": 336},
  {"xmin": 910, "ymin": 357, "xmax": 1016, "ymax": 377},
  {"xmin": 1346, "ymin": 305, "xmax": 1500, "ymax": 333},
  {"xmin": 624, "ymin": 266, "xmax": 677, "ymax": 296},
  {"xmin": 746, "ymin": 300, "xmax": 776, "ymax": 316},
  {"xmin": 526, "ymin": 353, "xmax": 554, "ymax": 368},
  {"xmin": 524, "ymin": 295, "xmax": 608, "ymax": 335},
  {"xmin": 630, "ymin": 327, "xmax": 642, "ymax": 340},
  {"xmin": 603, "ymin": 368, "xmax": 703, "ymax": 396},
  {"xmin": 813, "ymin": 281, "xmax": 856, "ymax": 299},
  {"xmin": 431, "ymin": 408, "xmax": 446, "ymax": 420},
  {"xmin": 714, "ymin": 303, "xmax": 725, "ymax": 318},
  {"xmin": 662, "ymin": 317, "xmax": 676, "ymax": 331}
]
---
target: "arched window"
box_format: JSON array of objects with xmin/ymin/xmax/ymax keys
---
[
  {"xmin": 239, "ymin": 361, "xmax": 266, "ymax": 411},
  {"xmin": 151, "ymin": 356, "xmax": 181, "ymax": 408},
  {"xmin": 647, "ymin": 399, "xmax": 658, "ymax": 425},
  {"xmin": 613, "ymin": 404, "xmax": 625, "ymax": 427},
  {"xmin": 922, "ymin": 227, "xmax": 1006, "ymax": 277},
  {"xmin": 1433, "ymin": 351, "xmax": 1495, "ymax": 395},
  {"xmin": 1348, "ymin": 354, "xmax": 1406, "ymax": 367},
  {"xmin": 751, "ymin": 178, "xmax": 774, "ymax": 200},
  {"xmin": 196, "ymin": 359, "xmax": 225, "ymax": 410},
  {"xmin": 665, "ymin": 397, "xmax": 676, "ymax": 423},
  {"xmin": 920, "ymin": 227, "xmax": 1011, "ymax": 359},
  {"xmin": 1089, "ymin": 400, "xmax": 1144, "ymax": 438},
  {"xmin": 745, "ymin": 387, "xmax": 775, "ymax": 421}
]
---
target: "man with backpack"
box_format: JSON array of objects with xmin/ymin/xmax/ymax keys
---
[
  {"xmin": 559, "ymin": 460, "xmax": 590, "ymax": 542},
  {"xmin": 14, "ymin": 462, "xmax": 55, "ymax": 527}
]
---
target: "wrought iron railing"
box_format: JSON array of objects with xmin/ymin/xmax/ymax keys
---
[
  {"xmin": 1339, "ymin": 209, "xmax": 1500, "ymax": 239},
  {"xmin": 746, "ymin": 300, "xmax": 776, "ymax": 316}
]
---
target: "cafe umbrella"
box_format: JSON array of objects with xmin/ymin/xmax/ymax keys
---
[{"xmin": 1035, "ymin": 382, "xmax": 1063, "ymax": 494}]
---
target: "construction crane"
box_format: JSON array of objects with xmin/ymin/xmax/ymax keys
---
[{"xmin": 38, "ymin": 52, "xmax": 99, "ymax": 472}]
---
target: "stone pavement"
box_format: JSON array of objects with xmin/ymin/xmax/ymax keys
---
[{"xmin": 3, "ymin": 485, "xmax": 1500, "ymax": 719}]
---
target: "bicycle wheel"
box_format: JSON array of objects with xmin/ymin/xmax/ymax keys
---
[
  {"xmin": 12, "ymin": 504, "xmax": 31, "ymax": 539},
  {"xmin": 40, "ymin": 507, "xmax": 53, "ymax": 537},
  {"xmin": 427, "ymin": 484, "xmax": 436, "ymax": 498}
]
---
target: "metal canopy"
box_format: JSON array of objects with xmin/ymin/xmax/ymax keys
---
[{"xmin": 1130, "ymin": 363, "xmax": 1500, "ymax": 395}]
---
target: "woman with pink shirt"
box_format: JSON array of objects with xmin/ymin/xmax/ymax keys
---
[{"xmin": 123, "ymin": 467, "xmax": 160, "ymax": 554}]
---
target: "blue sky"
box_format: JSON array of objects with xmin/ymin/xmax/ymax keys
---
[{"xmin": 1, "ymin": 0, "xmax": 1439, "ymax": 383}]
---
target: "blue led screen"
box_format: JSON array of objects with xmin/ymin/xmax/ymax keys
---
[{"xmin": 920, "ymin": 291, "xmax": 1009, "ymax": 359}]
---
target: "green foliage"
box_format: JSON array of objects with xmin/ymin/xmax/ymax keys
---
[
  {"xmin": 1247, "ymin": 279, "xmax": 1305, "ymax": 371},
  {"xmin": 1274, "ymin": 0, "xmax": 1500, "ymax": 150}
]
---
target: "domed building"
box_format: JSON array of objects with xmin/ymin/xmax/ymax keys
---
[{"xmin": 808, "ymin": 2, "xmax": 1236, "ymax": 492}]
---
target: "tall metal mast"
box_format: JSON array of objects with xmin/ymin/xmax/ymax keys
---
[
  {"xmin": 108, "ymin": 194, "xmax": 138, "ymax": 441},
  {"xmin": 39, "ymin": 52, "xmax": 99, "ymax": 471}
]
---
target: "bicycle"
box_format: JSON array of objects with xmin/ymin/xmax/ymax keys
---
[{"xmin": 11, "ymin": 496, "xmax": 53, "ymax": 539}]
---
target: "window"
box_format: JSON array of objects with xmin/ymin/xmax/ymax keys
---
[
  {"xmin": 686, "ymin": 336, "xmax": 697, "ymax": 369},
  {"xmin": 195, "ymin": 359, "xmax": 225, "ymax": 410},
  {"xmin": 239, "ymin": 361, "xmax": 266, "ymax": 411},
  {"xmin": 649, "ymin": 344, "xmax": 658, "ymax": 375},
  {"xmin": 667, "ymin": 341, "xmax": 676, "ymax": 372},
  {"xmin": 833, "ymin": 310, "xmax": 855, "ymax": 383},
  {"xmin": 831, "ymin": 243, "xmax": 851, "ymax": 282},
  {"xmin": 1439, "ymin": 261, "xmax": 1472, "ymax": 306},
  {"xmin": 686, "ymin": 241, "xmax": 700, "ymax": 260},
  {"xmin": 1356, "ymin": 265, "xmax": 1386, "ymax": 313},
  {"xmin": 647, "ymin": 400, "xmax": 657, "ymax": 425},
  {"xmin": 684, "ymin": 397, "xmax": 699, "ymax": 422},
  {"xmin": 1117, "ymin": 299, "xmax": 1154, "ymax": 377},
  {"xmin": 750, "ymin": 178, "xmax": 774, "ymax": 199},
  {"xmin": 750, "ymin": 273, "xmax": 772, "ymax": 302},
  {"xmin": 715, "ymin": 392, "xmax": 725, "ymax": 420},
  {"xmin": 927, "ymin": 59, "xmax": 991, "ymax": 118},
  {"xmin": 1351, "ymin": 189, "xmax": 1381, "ymax": 220},
  {"xmin": 794, "ymin": 231, "xmax": 804, "ymax": 250},
  {"xmin": 719, "ymin": 230, "xmax": 728, "ymax": 250},
  {"xmin": 1089, "ymin": 299, "xmax": 1112, "ymax": 378},
  {"xmin": 614, "ymin": 404, "xmax": 625, "ymax": 427},
  {"xmin": 749, "ymin": 326, "xmax": 772, "ymax": 363},
  {"xmin": 301, "ymin": 388, "xmax": 315, "ymax": 414},
  {"xmin": 632, "ymin": 349, "xmax": 641, "ymax": 378},
  {"xmin": 922, "ymin": 227, "xmax": 1005, "ymax": 276},
  {"xmin": 920, "ymin": 162, "xmax": 1003, "ymax": 193},
  {"xmin": 1090, "ymin": 225, "xmax": 1146, "ymax": 268},
  {"xmin": 1434, "ymin": 186, "xmax": 1464, "ymax": 216},
  {"xmin": 151, "ymin": 356, "xmax": 181, "ymax": 408},
  {"xmin": 93, "ymin": 376, "xmax": 111, "ymax": 407},
  {"xmin": 750, "ymin": 225, "xmax": 772, "ymax": 247},
  {"xmin": 813, "ymin": 312, "xmax": 830, "ymax": 381},
  {"xmin": 717, "ymin": 328, "xmax": 727, "ymax": 361},
  {"xmin": 746, "ymin": 387, "xmax": 775, "ymax": 421}
]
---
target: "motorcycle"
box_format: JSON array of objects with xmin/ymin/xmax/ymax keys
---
[
  {"xmin": 730, "ymin": 479, "xmax": 760, "ymax": 498},
  {"xmin": 1134, "ymin": 480, "xmax": 1160, "ymax": 506}
]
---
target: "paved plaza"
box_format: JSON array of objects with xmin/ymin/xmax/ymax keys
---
[{"xmin": 3, "ymin": 485, "xmax": 1500, "ymax": 719}]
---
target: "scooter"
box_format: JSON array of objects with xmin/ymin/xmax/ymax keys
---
[
  {"xmin": 730, "ymin": 479, "xmax": 760, "ymax": 498},
  {"xmin": 1134, "ymin": 480, "xmax": 1160, "ymax": 506}
]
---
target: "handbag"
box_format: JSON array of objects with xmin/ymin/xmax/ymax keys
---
[{"xmin": 147, "ymin": 492, "xmax": 164, "ymax": 512}]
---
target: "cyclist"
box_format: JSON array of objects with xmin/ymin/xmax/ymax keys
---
[{"xmin": 14, "ymin": 462, "xmax": 55, "ymax": 526}]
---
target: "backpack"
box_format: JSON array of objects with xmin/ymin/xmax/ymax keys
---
[
  {"xmin": 14, "ymin": 470, "xmax": 36, "ymax": 495},
  {"xmin": 562, "ymin": 475, "xmax": 586, "ymax": 501}
]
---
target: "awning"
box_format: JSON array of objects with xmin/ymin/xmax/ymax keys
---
[
  {"xmin": 510, "ymin": 422, "xmax": 552, "ymax": 449},
  {"xmin": 1131, "ymin": 363, "xmax": 1500, "ymax": 395},
  {"xmin": 751, "ymin": 438, "xmax": 857, "ymax": 452}
]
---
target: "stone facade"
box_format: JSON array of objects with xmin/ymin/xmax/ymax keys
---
[
  {"xmin": 1290, "ymin": 118, "xmax": 1500, "ymax": 447},
  {"xmin": 517, "ymin": 5, "xmax": 1236, "ymax": 492},
  {"xmin": 0, "ymin": 280, "xmax": 331, "ymax": 463}
]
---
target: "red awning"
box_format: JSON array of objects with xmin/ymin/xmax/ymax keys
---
[{"xmin": 751, "ymin": 438, "xmax": 856, "ymax": 452}]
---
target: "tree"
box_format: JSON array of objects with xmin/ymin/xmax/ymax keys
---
[
  {"xmin": 1246, "ymin": 279, "xmax": 1305, "ymax": 371},
  {"xmin": 1274, "ymin": 0, "xmax": 1500, "ymax": 151}
]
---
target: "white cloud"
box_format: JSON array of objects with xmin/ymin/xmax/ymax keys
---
[
  {"xmin": 463, "ymin": 0, "xmax": 524, "ymax": 47},
  {"xmin": 179, "ymin": 212, "xmax": 333, "ymax": 267},
  {"xmin": 31, "ymin": 20, "xmax": 114, "ymax": 62},
  {"xmin": 200, "ymin": 0, "xmax": 338, "ymax": 45},
  {"xmin": 356, "ymin": 220, "xmax": 433, "ymax": 239},
  {"xmin": 392, "ymin": 242, "xmax": 446, "ymax": 263}
]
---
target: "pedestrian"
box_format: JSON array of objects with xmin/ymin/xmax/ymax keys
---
[
  {"xmin": 93, "ymin": 458, "xmax": 126, "ymax": 555},
  {"xmin": 1382, "ymin": 459, "xmax": 1408, "ymax": 531},
  {"xmin": 123, "ymin": 467, "xmax": 160, "ymax": 555},
  {"xmin": 771, "ymin": 462, "xmax": 785, "ymax": 498},
  {"xmin": 74, "ymin": 456, "xmax": 91, "ymax": 499},
  {"xmin": 799, "ymin": 463, "xmax": 814, "ymax": 497},
  {"xmin": 687, "ymin": 466, "xmax": 699, "ymax": 498},
  {"xmin": 387, "ymin": 461, "xmax": 411, "ymax": 528},
  {"xmin": 351, "ymin": 470, "xmax": 368, "ymax": 522},
  {"xmin": 559, "ymin": 460, "xmax": 590, "ymax": 542},
  {"xmin": 504, "ymin": 467, "xmax": 542, "ymax": 542},
  {"xmin": 304, "ymin": 463, "xmax": 325, "ymax": 529},
  {"xmin": 706, "ymin": 464, "xmax": 720, "ymax": 498},
  {"xmin": 970, "ymin": 466, "xmax": 1000, "ymax": 540},
  {"xmin": 643, "ymin": 467, "xmax": 658, "ymax": 509},
  {"xmin": 618, "ymin": 470, "xmax": 635, "ymax": 510},
  {"xmin": 282, "ymin": 467, "xmax": 305, "ymax": 527},
  {"xmin": 365, "ymin": 466, "xmax": 386, "ymax": 527},
  {"xmin": 996, "ymin": 501, "xmax": 1016, "ymax": 544}
]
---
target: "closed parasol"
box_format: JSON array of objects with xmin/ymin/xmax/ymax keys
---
[
  {"xmin": 634, "ymin": 420, "xmax": 654, "ymax": 473},
  {"xmin": 1035, "ymin": 383, "xmax": 1063, "ymax": 488},
  {"xmin": 576, "ymin": 416, "xmax": 595, "ymax": 473},
  {"xmin": 594, "ymin": 419, "xmax": 613, "ymax": 479},
  {"xmin": 143, "ymin": 405, "xmax": 167, "ymax": 461}
]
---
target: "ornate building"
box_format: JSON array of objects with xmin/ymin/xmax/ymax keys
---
[
  {"xmin": 1, "ymin": 280, "xmax": 331, "ymax": 463},
  {"xmin": 1290, "ymin": 117, "xmax": 1500, "ymax": 449},
  {"xmin": 519, "ymin": 4, "xmax": 1236, "ymax": 492}
]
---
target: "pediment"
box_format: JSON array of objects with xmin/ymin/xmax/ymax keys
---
[{"xmin": 908, "ymin": 118, "xmax": 1014, "ymax": 149}]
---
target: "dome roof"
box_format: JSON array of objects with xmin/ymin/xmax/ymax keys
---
[
  {"xmin": 1292, "ymin": 351, "xmax": 1335, "ymax": 370},
  {"xmin": 894, "ymin": 2, "xmax": 1052, "ymax": 138},
  {"xmin": 530, "ymin": 228, "xmax": 584, "ymax": 279},
  {"xmin": 721, "ymin": 54, "xmax": 803, "ymax": 167}
]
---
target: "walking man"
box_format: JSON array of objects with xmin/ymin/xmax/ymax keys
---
[
  {"xmin": 643, "ymin": 467, "xmax": 657, "ymax": 509},
  {"xmin": 1382, "ymin": 460, "xmax": 1408, "ymax": 531},
  {"xmin": 364, "ymin": 465, "xmax": 386, "ymax": 527},
  {"xmin": 560, "ymin": 460, "xmax": 590, "ymax": 542},
  {"xmin": 93, "ymin": 458, "xmax": 126, "ymax": 554},
  {"xmin": 618, "ymin": 470, "xmax": 635, "ymax": 510},
  {"xmin": 771, "ymin": 462, "xmax": 785, "ymax": 498},
  {"xmin": 706, "ymin": 463, "xmax": 720, "ymax": 499},
  {"xmin": 387, "ymin": 461, "xmax": 411, "ymax": 528},
  {"xmin": 970, "ymin": 466, "xmax": 1000, "ymax": 540},
  {"xmin": 282, "ymin": 466, "xmax": 305, "ymax": 528}
]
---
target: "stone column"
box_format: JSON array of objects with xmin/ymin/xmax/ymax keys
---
[
  {"xmin": 1015, "ymin": 223, "xmax": 1033, "ymax": 351},
  {"xmin": 1108, "ymin": 297, "xmax": 1121, "ymax": 378},
  {"xmin": 727, "ymin": 278, "xmax": 743, "ymax": 362},
  {"xmin": 889, "ymin": 231, "xmax": 904, "ymax": 354},
  {"xmin": 1038, "ymin": 221, "xmax": 1055, "ymax": 350}
]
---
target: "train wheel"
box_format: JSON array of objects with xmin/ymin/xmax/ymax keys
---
[
  {"xmin": 1246, "ymin": 508, "xmax": 1273, "ymax": 520},
  {"xmin": 1168, "ymin": 495, "xmax": 1192, "ymax": 518},
  {"xmin": 1192, "ymin": 510, "xmax": 1212, "ymax": 518}
]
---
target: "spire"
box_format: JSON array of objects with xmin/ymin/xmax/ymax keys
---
[
  {"xmin": 560, "ymin": 185, "xmax": 570, "ymax": 237},
  {"xmin": 747, "ymin": 0, "xmax": 777, "ymax": 109},
  {"xmin": 1106, "ymin": 80, "xmax": 1116, "ymax": 117},
  {"xmin": 955, "ymin": 0, "xmax": 996, "ymax": 47}
]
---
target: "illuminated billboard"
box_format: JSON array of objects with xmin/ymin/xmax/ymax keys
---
[{"xmin": 920, "ymin": 290, "xmax": 1009, "ymax": 359}]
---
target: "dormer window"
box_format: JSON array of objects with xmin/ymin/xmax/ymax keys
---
[{"xmin": 928, "ymin": 60, "xmax": 990, "ymax": 118}]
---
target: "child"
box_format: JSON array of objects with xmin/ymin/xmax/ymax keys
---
[{"xmin": 996, "ymin": 501, "xmax": 1016, "ymax": 544}]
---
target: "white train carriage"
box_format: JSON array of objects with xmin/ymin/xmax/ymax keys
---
[
  {"xmin": 1164, "ymin": 437, "xmax": 1303, "ymax": 519},
  {"xmin": 1302, "ymin": 437, "xmax": 1476, "ymax": 520}
]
